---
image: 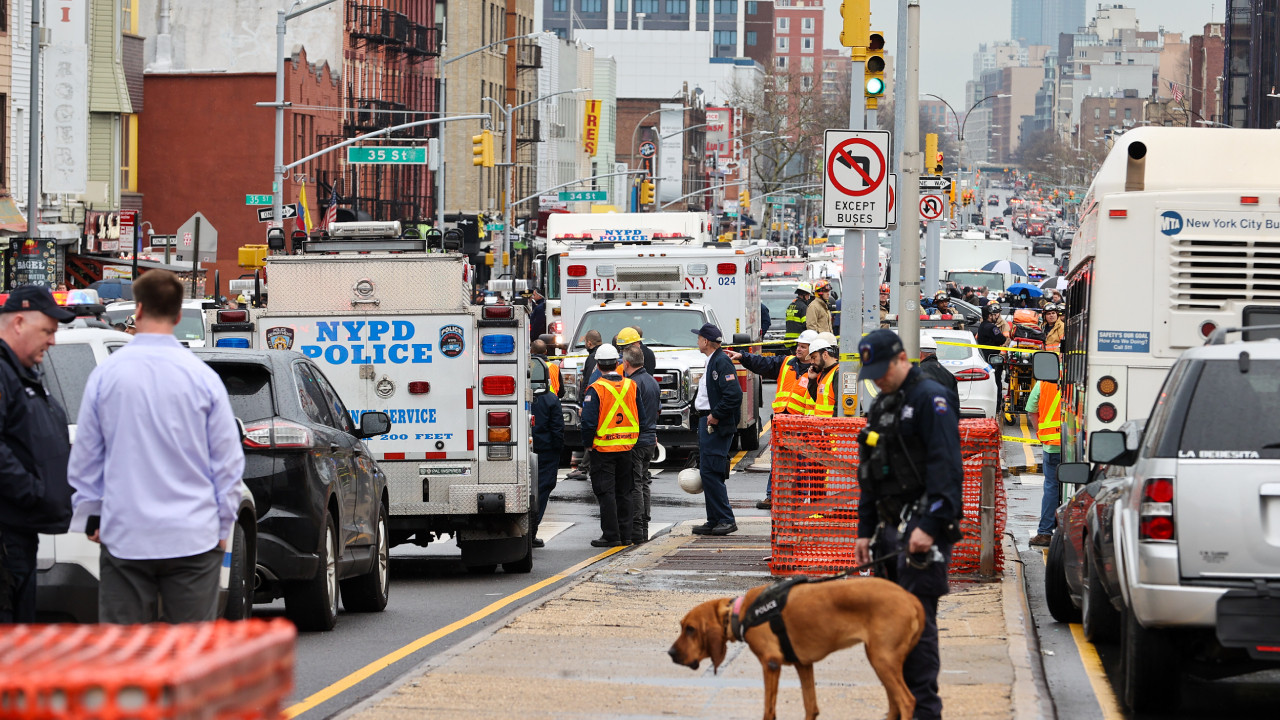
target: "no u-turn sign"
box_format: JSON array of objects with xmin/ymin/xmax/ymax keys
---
[{"xmin": 822, "ymin": 129, "xmax": 891, "ymax": 230}]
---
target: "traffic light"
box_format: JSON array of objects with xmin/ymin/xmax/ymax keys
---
[
  {"xmin": 864, "ymin": 31, "xmax": 886, "ymax": 108},
  {"xmin": 949, "ymin": 183, "xmax": 956, "ymax": 207},
  {"xmin": 924, "ymin": 134, "xmax": 938, "ymax": 175},
  {"xmin": 839, "ymin": 0, "xmax": 870, "ymax": 49},
  {"xmin": 934, "ymin": 152, "xmax": 945, "ymax": 175},
  {"xmin": 471, "ymin": 130, "xmax": 495, "ymax": 168},
  {"xmin": 739, "ymin": 189, "xmax": 750, "ymax": 208},
  {"xmin": 265, "ymin": 228, "xmax": 285, "ymax": 251},
  {"xmin": 639, "ymin": 179, "xmax": 655, "ymax": 205}
]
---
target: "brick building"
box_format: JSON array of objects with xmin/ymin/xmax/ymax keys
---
[
  {"xmin": 1078, "ymin": 92, "xmax": 1143, "ymax": 146},
  {"xmin": 1189, "ymin": 23, "xmax": 1225, "ymax": 125}
]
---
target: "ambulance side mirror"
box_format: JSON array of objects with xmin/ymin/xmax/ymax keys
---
[
  {"xmin": 530, "ymin": 358, "xmax": 550, "ymax": 394},
  {"xmin": 1032, "ymin": 351, "xmax": 1059, "ymax": 381},
  {"xmin": 357, "ymin": 412, "xmax": 392, "ymax": 439}
]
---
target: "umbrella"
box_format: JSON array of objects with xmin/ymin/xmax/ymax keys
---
[
  {"xmin": 1006, "ymin": 282, "xmax": 1044, "ymax": 297},
  {"xmin": 1039, "ymin": 275, "xmax": 1068, "ymax": 291},
  {"xmin": 981, "ymin": 259, "xmax": 1028, "ymax": 276}
]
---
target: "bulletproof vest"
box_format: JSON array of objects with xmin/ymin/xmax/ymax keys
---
[{"xmin": 861, "ymin": 374, "xmax": 928, "ymax": 526}]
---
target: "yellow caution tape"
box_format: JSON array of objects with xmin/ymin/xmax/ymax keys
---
[
  {"xmin": 1001, "ymin": 435, "xmax": 1043, "ymax": 445},
  {"xmin": 556, "ymin": 337, "xmax": 1040, "ymax": 361}
]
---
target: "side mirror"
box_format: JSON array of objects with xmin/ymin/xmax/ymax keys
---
[
  {"xmin": 357, "ymin": 411, "xmax": 392, "ymax": 439},
  {"xmin": 530, "ymin": 357, "xmax": 550, "ymax": 394},
  {"xmin": 1058, "ymin": 462, "xmax": 1091, "ymax": 486},
  {"xmin": 988, "ymin": 355, "xmax": 1004, "ymax": 367},
  {"xmin": 1032, "ymin": 351, "xmax": 1060, "ymax": 381},
  {"xmin": 1088, "ymin": 429, "xmax": 1128, "ymax": 465},
  {"xmin": 731, "ymin": 332, "xmax": 752, "ymax": 348}
]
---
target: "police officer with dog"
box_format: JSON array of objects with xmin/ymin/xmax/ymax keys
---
[{"xmin": 852, "ymin": 329, "xmax": 963, "ymax": 720}]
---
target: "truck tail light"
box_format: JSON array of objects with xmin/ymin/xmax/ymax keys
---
[
  {"xmin": 567, "ymin": 264, "xmax": 588, "ymax": 277},
  {"xmin": 717, "ymin": 263, "xmax": 737, "ymax": 275},
  {"xmin": 1199, "ymin": 320, "xmax": 1217, "ymax": 338},
  {"xmin": 408, "ymin": 381, "xmax": 431, "ymax": 395},
  {"xmin": 218, "ymin": 310, "xmax": 248, "ymax": 323},
  {"xmin": 954, "ymin": 368, "xmax": 990, "ymax": 381},
  {"xmin": 482, "ymin": 375, "xmax": 515, "ymax": 396},
  {"xmin": 1139, "ymin": 478, "xmax": 1175, "ymax": 541},
  {"xmin": 487, "ymin": 411, "xmax": 512, "ymax": 442},
  {"xmin": 1096, "ymin": 402, "xmax": 1118, "ymax": 423},
  {"xmin": 482, "ymin": 305, "xmax": 513, "ymax": 320}
]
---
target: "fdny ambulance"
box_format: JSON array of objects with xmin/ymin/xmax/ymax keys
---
[
  {"xmin": 557, "ymin": 242, "xmax": 765, "ymax": 455},
  {"xmin": 540, "ymin": 212, "xmax": 712, "ymax": 345},
  {"xmin": 208, "ymin": 222, "xmax": 536, "ymax": 573}
]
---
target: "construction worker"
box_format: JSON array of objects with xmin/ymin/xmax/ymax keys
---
[
  {"xmin": 806, "ymin": 279, "xmax": 834, "ymax": 334},
  {"xmin": 614, "ymin": 326, "xmax": 656, "ymax": 375},
  {"xmin": 1026, "ymin": 372, "xmax": 1062, "ymax": 547},
  {"xmin": 725, "ymin": 329, "xmax": 818, "ymax": 509},
  {"xmin": 804, "ymin": 338, "xmax": 840, "ymax": 417},
  {"xmin": 579, "ymin": 344, "xmax": 642, "ymax": 547},
  {"xmin": 784, "ymin": 282, "xmax": 813, "ymax": 343}
]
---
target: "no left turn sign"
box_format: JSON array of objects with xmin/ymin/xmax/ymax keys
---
[
  {"xmin": 919, "ymin": 194, "xmax": 945, "ymax": 221},
  {"xmin": 822, "ymin": 129, "xmax": 891, "ymax": 230}
]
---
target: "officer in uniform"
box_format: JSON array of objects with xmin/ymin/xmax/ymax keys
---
[
  {"xmin": 725, "ymin": 329, "xmax": 817, "ymax": 509},
  {"xmin": 691, "ymin": 323, "xmax": 741, "ymax": 536},
  {"xmin": 852, "ymin": 329, "xmax": 964, "ymax": 720},
  {"xmin": 917, "ymin": 333, "xmax": 958, "ymax": 404},
  {"xmin": 579, "ymin": 344, "xmax": 641, "ymax": 547},
  {"xmin": 783, "ymin": 282, "xmax": 813, "ymax": 344}
]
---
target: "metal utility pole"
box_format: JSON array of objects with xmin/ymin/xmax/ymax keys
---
[
  {"xmin": 27, "ymin": 0, "xmax": 41, "ymax": 235},
  {"xmin": 897, "ymin": 0, "xmax": 922, "ymax": 358},
  {"xmin": 888, "ymin": 0, "xmax": 909, "ymax": 311},
  {"xmin": 838, "ymin": 51, "xmax": 867, "ymax": 417}
]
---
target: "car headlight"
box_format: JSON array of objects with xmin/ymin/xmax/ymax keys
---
[
  {"xmin": 688, "ymin": 367, "xmax": 705, "ymax": 395},
  {"xmin": 560, "ymin": 370, "xmax": 578, "ymax": 401}
]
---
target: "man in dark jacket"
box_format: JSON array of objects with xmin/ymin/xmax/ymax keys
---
[
  {"xmin": 918, "ymin": 333, "xmax": 959, "ymax": 406},
  {"xmin": 759, "ymin": 303, "xmax": 771, "ymax": 336},
  {"xmin": 0, "ymin": 286, "xmax": 75, "ymax": 622},
  {"xmin": 622, "ymin": 344, "xmax": 659, "ymax": 543},
  {"xmin": 566, "ymin": 330, "xmax": 604, "ymax": 481},
  {"xmin": 528, "ymin": 289, "xmax": 548, "ymax": 341},
  {"xmin": 530, "ymin": 357, "xmax": 563, "ymax": 548},
  {"xmin": 691, "ymin": 323, "xmax": 742, "ymax": 536}
]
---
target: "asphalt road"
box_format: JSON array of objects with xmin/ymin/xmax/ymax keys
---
[{"xmin": 267, "ymin": 397, "xmax": 776, "ymax": 720}]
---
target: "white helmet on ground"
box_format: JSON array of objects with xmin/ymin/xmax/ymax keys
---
[
  {"xmin": 678, "ymin": 467, "xmax": 703, "ymax": 494},
  {"xmin": 595, "ymin": 344, "xmax": 620, "ymax": 362}
]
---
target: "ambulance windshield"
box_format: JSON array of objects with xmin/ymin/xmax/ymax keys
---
[{"xmin": 571, "ymin": 308, "xmax": 710, "ymax": 349}]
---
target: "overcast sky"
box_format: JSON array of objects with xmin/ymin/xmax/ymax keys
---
[{"xmin": 823, "ymin": 1, "xmax": 1221, "ymax": 111}]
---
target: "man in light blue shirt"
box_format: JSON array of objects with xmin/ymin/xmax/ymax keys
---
[{"xmin": 68, "ymin": 270, "xmax": 245, "ymax": 624}]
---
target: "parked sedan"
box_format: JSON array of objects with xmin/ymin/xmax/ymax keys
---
[
  {"xmin": 925, "ymin": 328, "xmax": 999, "ymax": 419},
  {"xmin": 193, "ymin": 349, "xmax": 392, "ymax": 631},
  {"xmin": 35, "ymin": 329, "xmax": 258, "ymax": 622}
]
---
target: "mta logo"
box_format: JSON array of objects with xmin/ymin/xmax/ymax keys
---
[{"xmin": 1160, "ymin": 211, "xmax": 1183, "ymax": 236}]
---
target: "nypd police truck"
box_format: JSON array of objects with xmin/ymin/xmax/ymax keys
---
[
  {"xmin": 557, "ymin": 242, "xmax": 764, "ymax": 457},
  {"xmin": 209, "ymin": 221, "xmax": 536, "ymax": 573}
]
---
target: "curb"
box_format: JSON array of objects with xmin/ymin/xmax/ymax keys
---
[{"xmin": 1001, "ymin": 533, "xmax": 1054, "ymax": 720}]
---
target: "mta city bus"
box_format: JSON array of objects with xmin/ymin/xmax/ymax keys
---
[{"xmin": 1061, "ymin": 127, "xmax": 1280, "ymax": 462}]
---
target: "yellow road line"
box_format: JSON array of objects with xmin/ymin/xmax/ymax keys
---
[
  {"xmin": 283, "ymin": 546, "xmax": 629, "ymax": 718},
  {"xmin": 1018, "ymin": 413, "xmax": 1036, "ymax": 471},
  {"xmin": 1068, "ymin": 623, "xmax": 1126, "ymax": 720},
  {"xmin": 731, "ymin": 420, "xmax": 772, "ymax": 470}
]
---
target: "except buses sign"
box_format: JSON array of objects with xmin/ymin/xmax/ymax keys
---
[{"xmin": 821, "ymin": 129, "xmax": 891, "ymax": 230}]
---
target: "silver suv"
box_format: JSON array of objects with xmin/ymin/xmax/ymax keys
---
[{"xmin": 1059, "ymin": 327, "xmax": 1280, "ymax": 713}]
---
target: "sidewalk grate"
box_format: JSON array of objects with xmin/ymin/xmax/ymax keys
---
[{"xmin": 651, "ymin": 537, "xmax": 772, "ymax": 572}]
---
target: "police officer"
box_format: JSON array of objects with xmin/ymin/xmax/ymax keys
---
[
  {"xmin": 581, "ymin": 343, "xmax": 640, "ymax": 543},
  {"xmin": 853, "ymin": 329, "xmax": 964, "ymax": 720},
  {"xmin": 530, "ymin": 356, "xmax": 564, "ymax": 549},
  {"xmin": 691, "ymin": 323, "xmax": 741, "ymax": 536},
  {"xmin": 580, "ymin": 344, "xmax": 641, "ymax": 547},
  {"xmin": 725, "ymin": 329, "xmax": 817, "ymax": 509},
  {"xmin": 784, "ymin": 282, "xmax": 813, "ymax": 344},
  {"xmin": 918, "ymin": 332, "xmax": 959, "ymax": 404},
  {"xmin": 0, "ymin": 286, "xmax": 75, "ymax": 622}
]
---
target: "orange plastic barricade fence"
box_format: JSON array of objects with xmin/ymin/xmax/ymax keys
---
[
  {"xmin": 769, "ymin": 415, "xmax": 1006, "ymax": 577},
  {"xmin": 0, "ymin": 618, "xmax": 296, "ymax": 720}
]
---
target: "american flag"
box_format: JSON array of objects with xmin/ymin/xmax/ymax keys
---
[
  {"xmin": 1169, "ymin": 80, "xmax": 1184, "ymax": 103},
  {"xmin": 565, "ymin": 278, "xmax": 592, "ymax": 294},
  {"xmin": 321, "ymin": 187, "xmax": 340, "ymax": 230}
]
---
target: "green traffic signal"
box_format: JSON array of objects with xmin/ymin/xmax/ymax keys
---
[{"xmin": 865, "ymin": 77, "xmax": 886, "ymax": 96}]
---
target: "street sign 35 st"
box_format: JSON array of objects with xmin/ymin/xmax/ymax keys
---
[
  {"xmin": 347, "ymin": 147, "xmax": 427, "ymax": 164},
  {"xmin": 822, "ymin": 129, "xmax": 891, "ymax": 230}
]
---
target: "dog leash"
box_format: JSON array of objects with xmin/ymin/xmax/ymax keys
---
[{"xmin": 826, "ymin": 549, "xmax": 908, "ymax": 580}]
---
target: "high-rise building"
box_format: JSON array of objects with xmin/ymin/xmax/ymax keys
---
[
  {"xmin": 1012, "ymin": 0, "xmax": 1085, "ymax": 47},
  {"xmin": 1223, "ymin": 0, "xmax": 1280, "ymax": 128},
  {"xmin": 773, "ymin": 0, "xmax": 825, "ymax": 95}
]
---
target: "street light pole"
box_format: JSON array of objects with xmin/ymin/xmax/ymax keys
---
[{"xmin": 27, "ymin": 0, "xmax": 41, "ymax": 236}]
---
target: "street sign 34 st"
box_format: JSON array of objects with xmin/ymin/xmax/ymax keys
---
[{"xmin": 822, "ymin": 129, "xmax": 891, "ymax": 230}]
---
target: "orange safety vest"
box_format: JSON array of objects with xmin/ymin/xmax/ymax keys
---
[
  {"xmin": 548, "ymin": 362, "xmax": 562, "ymax": 397},
  {"xmin": 806, "ymin": 365, "xmax": 838, "ymax": 417},
  {"xmin": 772, "ymin": 358, "xmax": 812, "ymax": 415},
  {"xmin": 588, "ymin": 375, "xmax": 640, "ymax": 452},
  {"xmin": 1036, "ymin": 382, "xmax": 1062, "ymax": 446}
]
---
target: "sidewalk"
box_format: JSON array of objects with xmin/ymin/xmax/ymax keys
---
[{"xmin": 347, "ymin": 518, "xmax": 1043, "ymax": 720}]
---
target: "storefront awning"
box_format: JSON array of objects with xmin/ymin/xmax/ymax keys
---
[{"xmin": 0, "ymin": 196, "xmax": 27, "ymax": 234}]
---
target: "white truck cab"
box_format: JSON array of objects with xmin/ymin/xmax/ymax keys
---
[
  {"xmin": 557, "ymin": 242, "xmax": 764, "ymax": 454},
  {"xmin": 208, "ymin": 226, "xmax": 536, "ymax": 573}
]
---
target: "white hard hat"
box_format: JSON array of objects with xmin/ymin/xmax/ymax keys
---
[
  {"xmin": 796, "ymin": 281, "xmax": 814, "ymax": 295},
  {"xmin": 807, "ymin": 338, "xmax": 833, "ymax": 354},
  {"xmin": 919, "ymin": 332, "xmax": 937, "ymax": 353},
  {"xmin": 818, "ymin": 332, "xmax": 838, "ymax": 346},
  {"xmin": 595, "ymin": 344, "xmax": 620, "ymax": 362},
  {"xmin": 678, "ymin": 467, "xmax": 703, "ymax": 494},
  {"xmin": 796, "ymin": 329, "xmax": 819, "ymax": 344}
]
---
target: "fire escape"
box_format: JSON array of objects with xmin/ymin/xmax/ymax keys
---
[{"xmin": 513, "ymin": 40, "xmax": 542, "ymax": 221}]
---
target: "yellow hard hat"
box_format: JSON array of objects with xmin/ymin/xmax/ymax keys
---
[{"xmin": 616, "ymin": 326, "xmax": 642, "ymax": 346}]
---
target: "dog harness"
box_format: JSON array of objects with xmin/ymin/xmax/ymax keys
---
[{"xmin": 728, "ymin": 577, "xmax": 810, "ymax": 664}]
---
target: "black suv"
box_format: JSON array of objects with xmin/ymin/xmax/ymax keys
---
[{"xmin": 194, "ymin": 349, "xmax": 392, "ymax": 631}]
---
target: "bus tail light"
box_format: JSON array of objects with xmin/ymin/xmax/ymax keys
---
[
  {"xmin": 1108, "ymin": 209, "xmax": 1128, "ymax": 218},
  {"xmin": 955, "ymin": 368, "xmax": 990, "ymax": 382},
  {"xmin": 1199, "ymin": 320, "xmax": 1218, "ymax": 338},
  {"xmin": 1241, "ymin": 196, "xmax": 1259, "ymax": 205},
  {"xmin": 1097, "ymin": 376, "xmax": 1118, "ymax": 397},
  {"xmin": 1096, "ymin": 402, "xmax": 1118, "ymax": 423},
  {"xmin": 1139, "ymin": 478, "xmax": 1175, "ymax": 541}
]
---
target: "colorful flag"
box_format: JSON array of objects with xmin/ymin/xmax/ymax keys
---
[
  {"xmin": 565, "ymin": 278, "xmax": 592, "ymax": 294},
  {"xmin": 322, "ymin": 186, "xmax": 339, "ymax": 230},
  {"xmin": 1169, "ymin": 80, "xmax": 1184, "ymax": 103},
  {"xmin": 298, "ymin": 181, "xmax": 314, "ymax": 234}
]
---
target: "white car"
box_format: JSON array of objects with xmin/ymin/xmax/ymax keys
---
[
  {"xmin": 926, "ymin": 328, "xmax": 999, "ymax": 419},
  {"xmin": 35, "ymin": 328, "xmax": 256, "ymax": 622},
  {"xmin": 103, "ymin": 298, "xmax": 210, "ymax": 347}
]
